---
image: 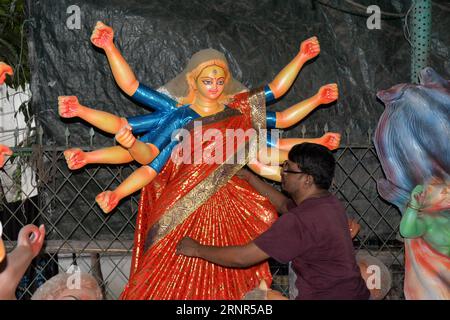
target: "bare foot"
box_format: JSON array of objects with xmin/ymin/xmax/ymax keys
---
[
  {"xmin": 96, "ymin": 191, "xmax": 119, "ymax": 214},
  {"xmin": 299, "ymin": 36, "xmax": 320, "ymax": 61},
  {"xmin": 115, "ymin": 125, "xmax": 136, "ymax": 149},
  {"xmin": 90, "ymin": 21, "xmax": 114, "ymax": 50},
  {"xmin": 319, "ymin": 132, "xmax": 341, "ymax": 150},
  {"xmin": 317, "ymin": 83, "xmax": 339, "ymax": 104},
  {"xmin": 58, "ymin": 96, "xmax": 81, "ymax": 118},
  {"xmin": 0, "ymin": 62, "xmax": 13, "ymax": 85},
  {"xmin": 64, "ymin": 148, "xmax": 88, "ymax": 170}
]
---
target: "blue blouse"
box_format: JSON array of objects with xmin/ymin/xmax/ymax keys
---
[{"xmin": 127, "ymin": 83, "xmax": 278, "ymax": 172}]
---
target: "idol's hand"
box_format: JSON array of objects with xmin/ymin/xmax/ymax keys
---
[
  {"xmin": 17, "ymin": 224, "xmax": 46, "ymax": 259},
  {"xmin": 316, "ymin": 84, "xmax": 339, "ymax": 104},
  {"xmin": 0, "ymin": 62, "xmax": 13, "ymax": 85},
  {"xmin": 58, "ymin": 96, "xmax": 80, "ymax": 118},
  {"xmin": 90, "ymin": 21, "xmax": 114, "ymax": 50},
  {"xmin": 319, "ymin": 132, "xmax": 341, "ymax": 151},
  {"xmin": 176, "ymin": 237, "xmax": 201, "ymax": 257},
  {"xmin": 96, "ymin": 191, "xmax": 119, "ymax": 214},
  {"xmin": 299, "ymin": 36, "xmax": 320, "ymax": 61},
  {"xmin": 115, "ymin": 125, "xmax": 136, "ymax": 149},
  {"xmin": 0, "ymin": 144, "xmax": 13, "ymax": 168},
  {"xmin": 64, "ymin": 148, "xmax": 88, "ymax": 170}
]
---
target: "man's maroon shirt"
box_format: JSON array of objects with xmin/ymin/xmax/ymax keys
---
[{"xmin": 254, "ymin": 194, "xmax": 370, "ymax": 300}]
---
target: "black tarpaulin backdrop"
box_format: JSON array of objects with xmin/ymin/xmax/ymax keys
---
[{"xmin": 26, "ymin": 0, "xmax": 450, "ymax": 240}]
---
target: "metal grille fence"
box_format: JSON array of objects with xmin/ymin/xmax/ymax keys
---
[{"xmin": 0, "ymin": 124, "xmax": 405, "ymax": 300}]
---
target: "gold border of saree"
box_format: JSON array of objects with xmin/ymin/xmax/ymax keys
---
[{"xmin": 151, "ymin": 88, "xmax": 267, "ymax": 245}]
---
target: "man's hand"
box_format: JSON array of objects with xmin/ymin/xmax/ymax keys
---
[
  {"xmin": 176, "ymin": 237, "xmax": 201, "ymax": 257},
  {"xmin": 235, "ymin": 168, "xmax": 254, "ymax": 182},
  {"xmin": 17, "ymin": 224, "xmax": 46, "ymax": 259},
  {"xmin": 0, "ymin": 144, "xmax": 13, "ymax": 168}
]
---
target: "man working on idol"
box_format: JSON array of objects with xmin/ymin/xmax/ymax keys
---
[{"xmin": 177, "ymin": 143, "xmax": 370, "ymax": 300}]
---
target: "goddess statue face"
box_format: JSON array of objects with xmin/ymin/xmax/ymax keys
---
[{"xmin": 195, "ymin": 65, "xmax": 226, "ymax": 102}]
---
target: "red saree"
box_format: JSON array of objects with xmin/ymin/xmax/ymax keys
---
[{"xmin": 120, "ymin": 90, "xmax": 278, "ymax": 300}]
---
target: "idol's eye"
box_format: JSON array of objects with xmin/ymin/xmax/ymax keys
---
[
  {"xmin": 217, "ymin": 79, "xmax": 225, "ymax": 86},
  {"xmin": 202, "ymin": 80, "xmax": 212, "ymax": 86}
]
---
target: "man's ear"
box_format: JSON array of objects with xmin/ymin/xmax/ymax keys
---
[{"xmin": 305, "ymin": 174, "xmax": 314, "ymax": 186}]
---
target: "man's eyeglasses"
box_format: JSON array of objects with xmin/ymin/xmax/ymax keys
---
[{"xmin": 281, "ymin": 161, "xmax": 307, "ymax": 175}]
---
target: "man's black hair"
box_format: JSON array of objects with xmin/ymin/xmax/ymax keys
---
[{"xmin": 288, "ymin": 143, "xmax": 335, "ymax": 190}]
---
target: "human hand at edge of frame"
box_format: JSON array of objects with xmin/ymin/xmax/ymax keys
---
[
  {"xmin": 17, "ymin": 224, "xmax": 46, "ymax": 259},
  {"xmin": 0, "ymin": 221, "xmax": 5, "ymax": 263},
  {"xmin": 176, "ymin": 237, "xmax": 201, "ymax": 258},
  {"xmin": 0, "ymin": 144, "xmax": 13, "ymax": 168},
  {"xmin": 0, "ymin": 62, "xmax": 13, "ymax": 85},
  {"xmin": 90, "ymin": 21, "xmax": 114, "ymax": 50}
]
